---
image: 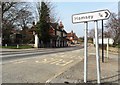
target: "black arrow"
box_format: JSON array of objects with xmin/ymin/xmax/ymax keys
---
[{"xmin": 105, "ymin": 12, "xmax": 108, "ymax": 17}]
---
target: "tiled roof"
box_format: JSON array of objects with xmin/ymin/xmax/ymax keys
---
[
  {"xmin": 67, "ymin": 32, "xmax": 78, "ymax": 40},
  {"xmin": 49, "ymin": 23, "xmax": 58, "ymax": 30}
]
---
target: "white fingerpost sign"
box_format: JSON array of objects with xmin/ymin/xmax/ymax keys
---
[
  {"xmin": 72, "ymin": 9, "xmax": 111, "ymax": 84},
  {"xmin": 72, "ymin": 9, "xmax": 111, "ymax": 23}
]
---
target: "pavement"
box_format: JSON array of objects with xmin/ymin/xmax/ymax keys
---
[{"xmin": 49, "ymin": 51, "xmax": 119, "ymax": 84}]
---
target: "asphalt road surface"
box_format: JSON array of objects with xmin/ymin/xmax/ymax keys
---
[
  {"xmin": 2, "ymin": 45, "xmax": 83, "ymax": 63},
  {"xmin": 2, "ymin": 46, "xmax": 84, "ymax": 83}
]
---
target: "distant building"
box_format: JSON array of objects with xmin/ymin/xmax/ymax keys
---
[
  {"xmin": 93, "ymin": 38, "xmax": 114, "ymax": 45},
  {"xmin": 67, "ymin": 30, "xmax": 78, "ymax": 45},
  {"xmin": 49, "ymin": 22, "xmax": 68, "ymax": 47}
]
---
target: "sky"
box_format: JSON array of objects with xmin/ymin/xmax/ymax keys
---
[
  {"xmin": 24, "ymin": 0, "xmax": 119, "ymax": 37},
  {"xmin": 52, "ymin": 1, "xmax": 118, "ymax": 37}
]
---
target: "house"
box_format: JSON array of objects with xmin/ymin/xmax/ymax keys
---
[
  {"xmin": 29, "ymin": 21, "xmax": 68, "ymax": 48},
  {"xmin": 49, "ymin": 22, "xmax": 68, "ymax": 47},
  {"xmin": 67, "ymin": 30, "xmax": 78, "ymax": 45}
]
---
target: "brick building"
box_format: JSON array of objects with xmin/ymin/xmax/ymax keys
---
[{"xmin": 67, "ymin": 30, "xmax": 78, "ymax": 45}]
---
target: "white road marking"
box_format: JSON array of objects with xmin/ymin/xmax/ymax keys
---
[
  {"xmin": 35, "ymin": 58, "xmax": 75, "ymax": 66},
  {"xmin": 35, "ymin": 61, "xmax": 40, "ymax": 63},
  {"xmin": 14, "ymin": 60, "xmax": 26, "ymax": 64},
  {"xmin": 89, "ymin": 53, "xmax": 96, "ymax": 55},
  {"xmin": 70, "ymin": 56, "xmax": 75, "ymax": 58},
  {"xmin": 61, "ymin": 60, "xmax": 74, "ymax": 66},
  {"xmin": 60, "ymin": 55, "xmax": 64, "ymax": 57},
  {"xmin": 59, "ymin": 53, "xmax": 65, "ymax": 55},
  {"xmin": 55, "ymin": 60, "xmax": 66, "ymax": 66},
  {"xmin": 3, "ymin": 50, "xmax": 54, "ymax": 58},
  {"xmin": 50, "ymin": 59, "xmax": 63, "ymax": 64},
  {"xmin": 42, "ymin": 58, "xmax": 57, "ymax": 63}
]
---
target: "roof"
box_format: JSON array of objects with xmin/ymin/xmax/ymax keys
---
[
  {"xmin": 67, "ymin": 32, "xmax": 78, "ymax": 40},
  {"xmin": 49, "ymin": 23, "xmax": 67, "ymax": 34},
  {"xmin": 49, "ymin": 23, "xmax": 58, "ymax": 30},
  {"xmin": 63, "ymin": 30, "xmax": 67, "ymax": 34}
]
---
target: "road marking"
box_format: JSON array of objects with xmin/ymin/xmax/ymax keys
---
[
  {"xmin": 70, "ymin": 56, "xmax": 76, "ymax": 58},
  {"xmin": 45, "ymin": 58, "xmax": 83, "ymax": 83},
  {"xmin": 55, "ymin": 60, "xmax": 66, "ymax": 66},
  {"xmin": 42, "ymin": 58, "xmax": 57, "ymax": 63},
  {"xmin": 60, "ymin": 55, "xmax": 64, "ymax": 57},
  {"xmin": 50, "ymin": 59, "xmax": 63, "ymax": 64},
  {"xmin": 35, "ymin": 60, "xmax": 40, "ymax": 63},
  {"xmin": 59, "ymin": 53, "xmax": 65, "ymax": 55},
  {"xmin": 13, "ymin": 60, "xmax": 26, "ymax": 64},
  {"xmin": 61, "ymin": 60, "xmax": 74, "ymax": 66},
  {"xmin": 35, "ymin": 58, "xmax": 74, "ymax": 67},
  {"xmin": 89, "ymin": 53, "xmax": 96, "ymax": 55}
]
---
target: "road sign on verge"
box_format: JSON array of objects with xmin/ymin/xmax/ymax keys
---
[
  {"xmin": 72, "ymin": 9, "xmax": 111, "ymax": 23},
  {"xmin": 72, "ymin": 9, "xmax": 111, "ymax": 84}
]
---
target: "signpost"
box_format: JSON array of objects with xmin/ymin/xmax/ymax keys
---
[
  {"xmin": 84, "ymin": 22, "xmax": 88, "ymax": 83},
  {"xmin": 72, "ymin": 9, "xmax": 111, "ymax": 23},
  {"xmin": 72, "ymin": 9, "xmax": 111, "ymax": 84},
  {"xmin": 102, "ymin": 20, "xmax": 104, "ymax": 63}
]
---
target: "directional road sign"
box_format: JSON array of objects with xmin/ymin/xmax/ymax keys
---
[{"xmin": 72, "ymin": 9, "xmax": 111, "ymax": 23}]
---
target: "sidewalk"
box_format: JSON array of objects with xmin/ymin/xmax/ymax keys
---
[{"xmin": 49, "ymin": 54, "xmax": 119, "ymax": 84}]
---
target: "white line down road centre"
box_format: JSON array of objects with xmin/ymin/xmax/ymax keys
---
[{"xmin": 72, "ymin": 9, "xmax": 111, "ymax": 23}]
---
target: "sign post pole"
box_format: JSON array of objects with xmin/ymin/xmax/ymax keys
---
[
  {"xmin": 107, "ymin": 38, "xmax": 109, "ymax": 58},
  {"xmin": 95, "ymin": 21, "xmax": 101, "ymax": 84},
  {"xmin": 84, "ymin": 22, "xmax": 88, "ymax": 83},
  {"xmin": 102, "ymin": 20, "xmax": 104, "ymax": 63}
]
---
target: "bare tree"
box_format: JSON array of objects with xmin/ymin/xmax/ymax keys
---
[
  {"xmin": 2, "ymin": 2, "xmax": 18, "ymax": 44},
  {"xmin": 88, "ymin": 28, "xmax": 102, "ymax": 38},
  {"xmin": 15, "ymin": 5, "xmax": 34, "ymax": 30},
  {"xmin": 105, "ymin": 13, "xmax": 120, "ymax": 45},
  {"xmin": 2, "ymin": 2, "xmax": 17, "ymax": 18},
  {"xmin": 2, "ymin": 2, "xmax": 35, "ymax": 44}
]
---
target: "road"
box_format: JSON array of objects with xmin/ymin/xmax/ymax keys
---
[
  {"xmin": 2, "ymin": 46, "xmax": 84, "ymax": 83},
  {"xmin": 2, "ymin": 45, "xmax": 118, "ymax": 83},
  {"xmin": 2, "ymin": 45, "xmax": 83, "ymax": 63}
]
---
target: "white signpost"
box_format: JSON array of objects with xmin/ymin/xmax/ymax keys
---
[
  {"xmin": 72, "ymin": 9, "xmax": 111, "ymax": 23},
  {"xmin": 72, "ymin": 9, "xmax": 111, "ymax": 84}
]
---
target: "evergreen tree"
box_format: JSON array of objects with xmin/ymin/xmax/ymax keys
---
[{"xmin": 36, "ymin": 1, "xmax": 50, "ymax": 46}]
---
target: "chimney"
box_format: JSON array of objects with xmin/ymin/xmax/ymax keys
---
[
  {"xmin": 32, "ymin": 21, "xmax": 35, "ymax": 26},
  {"xmin": 59, "ymin": 21, "xmax": 64, "ymax": 29},
  {"xmin": 71, "ymin": 30, "xmax": 73, "ymax": 34}
]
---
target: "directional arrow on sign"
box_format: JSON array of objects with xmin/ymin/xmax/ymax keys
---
[{"xmin": 72, "ymin": 9, "xmax": 111, "ymax": 23}]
